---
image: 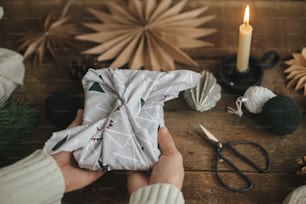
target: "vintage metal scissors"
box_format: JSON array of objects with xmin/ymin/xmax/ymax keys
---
[{"xmin": 198, "ymin": 125, "xmax": 271, "ymax": 192}]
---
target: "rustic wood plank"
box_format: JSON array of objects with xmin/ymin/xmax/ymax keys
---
[
  {"xmin": 166, "ymin": 58, "xmax": 306, "ymax": 110},
  {"xmin": 0, "ymin": 1, "xmax": 305, "ymax": 204},
  {"xmin": 183, "ymin": 172, "xmax": 303, "ymax": 204},
  {"xmin": 4, "ymin": 95, "xmax": 305, "ymax": 174},
  {"xmin": 187, "ymin": 1, "xmax": 306, "ymax": 58},
  {"xmin": 15, "ymin": 58, "xmax": 306, "ymax": 113},
  {"xmin": 2, "ymin": 62, "xmax": 305, "ymax": 173},
  {"xmin": 165, "ymin": 111, "xmax": 306, "ymax": 172},
  {"xmin": 1, "ymin": 1, "xmax": 305, "ymax": 58}
]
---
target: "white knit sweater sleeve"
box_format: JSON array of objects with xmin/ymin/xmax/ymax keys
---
[
  {"xmin": 0, "ymin": 150, "xmax": 185, "ymax": 204},
  {"xmin": 0, "ymin": 150, "xmax": 65, "ymax": 204},
  {"xmin": 283, "ymin": 185, "xmax": 306, "ymax": 204},
  {"xmin": 129, "ymin": 183, "xmax": 185, "ymax": 204}
]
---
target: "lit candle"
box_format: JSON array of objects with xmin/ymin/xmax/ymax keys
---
[{"xmin": 236, "ymin": 5, "xmax": 253, "ymax": 72}]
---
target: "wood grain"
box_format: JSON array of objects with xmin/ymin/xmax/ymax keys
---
[
  {"xmin": 183, "ymin": 172, "xmax": 303, "ymax": 204},
  {"xmin": 0, "ymin": 1, "xmax": 306, "ymax": 203},
  {"xmin": 166, "ymin": 111, "xmax": 306, "ymax": 172},
  {"xmin": 1, "ymin": 1, "xmax": 305, "ymax": 58}
]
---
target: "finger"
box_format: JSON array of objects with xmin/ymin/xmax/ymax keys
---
[
  {"xmin": 158, "ymin": 126, "xmax": 178, "ymax": 155},
  {"xmin": 127, "ymin": 172, "xmax": 149, "ymax": 194},
  {"xmin": 75, "ymin": 109, "xmax": 84, "ymax": 121},
  {"xmin": 67, "ymin": 109, "xmax": 84, "ymax": 128},
  {"xmin": 66, "ymin": 168, "xmax": 105, "ymax": 192}
]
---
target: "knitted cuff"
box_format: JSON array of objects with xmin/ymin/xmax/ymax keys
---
[
  {"xmin": 0, "ymin": 150, "xmax": 65, "ymax": 204},
  {"xmin": 129, "ymin": 183, "xmax": 184, "ymax": 204}
]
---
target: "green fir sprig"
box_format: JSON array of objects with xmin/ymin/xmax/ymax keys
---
[{"xmin": 0, "ymin": 99, "xmax": 38, "ymax": 152}]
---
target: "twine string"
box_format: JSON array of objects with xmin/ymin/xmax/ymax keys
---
[{"xmin": 227, "ymin": 96, "xmax": 248, "ymax": 117}]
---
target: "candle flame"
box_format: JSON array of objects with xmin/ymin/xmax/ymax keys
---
[{"xmin": 244, "ymin": 5, "xmax": 250, "ymax": 26}]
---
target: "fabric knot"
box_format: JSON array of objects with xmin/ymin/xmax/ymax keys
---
[{"xmin": 227, "ymin": 96, "xmax": 247, "ymax": 117}]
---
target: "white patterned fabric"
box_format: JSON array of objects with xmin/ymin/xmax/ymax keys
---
[
  {"xmin": 0, "ymin": 7, "xmax": 3, "ymax": 19},
  {"xmin": 44, "ymin": 68, "xmax": 200, "ymax": 171},
  {"xmin": 0, "ymin": 48, "xmax": 25, "ymax": 105},
  {"xmin": 1, "ymin": 9, "xmax": 25, "ymax": 105}
]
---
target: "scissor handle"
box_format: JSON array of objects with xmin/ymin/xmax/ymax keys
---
[
  {"xmin": 215, "ymin": 152, "xmax": 253, "ymax": 192},
  {"xmin": 214, "ymin": 141, "xmax": 271, "ymax": 192},
  {"xmin": 226, "ymin": 141, "xmax": 271, "ymax": 173}
]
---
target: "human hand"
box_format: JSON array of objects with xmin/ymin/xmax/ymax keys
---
[
  {"xmin": 127, "ymin": 126, "xmax": 184, "ymax": 194},
  {"xmin": 52, "ymin": 109, "xmax": 105, "ymax": 192}
]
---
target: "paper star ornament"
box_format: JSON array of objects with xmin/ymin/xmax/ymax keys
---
[
  {"xmin": 284, "ymin": 48, "xmax": 306, "ymax": 96},
  {"xmin": 18, "ymin": 3, "xmax": 78, "ymax": 65},
  {"xmin": 76, "ymin": 0, "xmax": 216, "ymax": 71}
]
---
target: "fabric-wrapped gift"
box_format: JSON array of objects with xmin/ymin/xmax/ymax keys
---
[
  {"xmin": 0, "ymin": 47, "xmax": 25, "ymax": 105},
  {"xmin": 0, "ymin": 9, "xmax": 25, "ymax": 105},
  {"xmin": 44, "ymin": 68, "xmax": 200, "ymax": 171},
  {"xmin": 0, "ymin": 7, "xmax": 3, "ymax": 19}
]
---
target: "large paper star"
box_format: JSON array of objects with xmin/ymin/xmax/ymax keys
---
[
  {"xmin": 18, "ymin": 3, "xmax": 78, "ymax": 65},
  {"xmin": 76, "ymin": 0, "xmax": 216, "ymax": 71},
  {"xmin": 284, "ymin": 48, "xmax": 306, "ymax": 95}
]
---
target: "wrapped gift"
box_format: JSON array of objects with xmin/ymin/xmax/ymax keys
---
[
  {"xmin": 0, "ymin": 47, "xmax": 25, "ymax": 105},
  {"xmin": 44, "ymin": 68, "xmax": 200, "ymax": 171}
]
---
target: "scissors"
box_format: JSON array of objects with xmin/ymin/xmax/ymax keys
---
[{"xmin": 198, "ymin": 125, "xmax": 271, "ymax": 192}]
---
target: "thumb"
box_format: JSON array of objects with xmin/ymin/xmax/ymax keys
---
[
  {"xmin": 158, "ymin": 126, "xmax": 178, "ymax": 155},
  {"xmin": 127, "ymin": 172, "xmax": 149, "ymax": 194},
  {"xmin": 67, "ymin": 109, "xmax": 83, "ymax": 128}
]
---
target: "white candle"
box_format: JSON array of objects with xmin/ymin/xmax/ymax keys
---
[{"xmin": 236, "ymin": 5, "xmax": 253, "ymax": 72}]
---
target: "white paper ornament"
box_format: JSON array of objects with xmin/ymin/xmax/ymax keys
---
[
  {"xmin": 184, "ymin": 70, "xmax": 221, "ymax": 112},
  {"xmin": 243, "ymin": 86, "xmax": 276, "ymax": 114},
  {"xmin": 227, "ymin": 86, "xmax": 276, "ymax": 117}
]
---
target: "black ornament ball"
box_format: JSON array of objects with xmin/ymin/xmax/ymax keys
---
[
  {"xmin": 260, "ymin": 95, "xmax": 302, "ymax": 136},
  {"xmin": 45, "ymin": 89, "xmax": 84, "ymax": 128}
]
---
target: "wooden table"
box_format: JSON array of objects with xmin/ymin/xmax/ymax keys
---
[{"xmin": 1, "ymin": 1, "xmax": 306, "ymax": 203}]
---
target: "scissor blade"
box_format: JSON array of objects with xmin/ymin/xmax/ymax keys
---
[{"xmin": 199, "ymin": 124, "xmax": 219, "ymax": 143}]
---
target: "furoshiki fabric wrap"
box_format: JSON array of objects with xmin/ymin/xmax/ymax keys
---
[
  {"xmin": 0, "ymin": 48, "xmax": 25, "ymax": 105},
  {"xmin": 44, "ymin": 68, "xmax": 200, "ymax": 171}
]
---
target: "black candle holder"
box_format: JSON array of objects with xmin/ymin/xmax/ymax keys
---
[{"xmin": 218, "ymin": 51, "xmax": 280, "ymax": 94}]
